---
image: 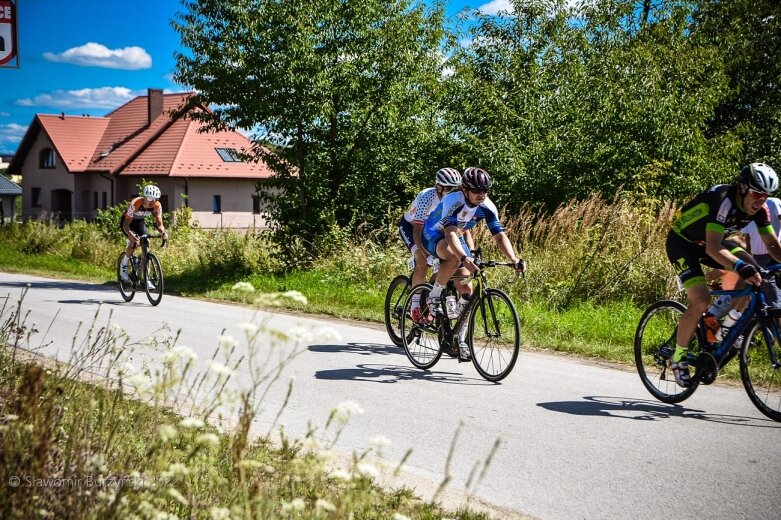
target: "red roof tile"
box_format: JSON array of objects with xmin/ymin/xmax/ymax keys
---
[
  {"xmin": 20, "ymin": 91, "xmax": 274, "ymax": 180},
  {"xmin": 37, "ymin": 115, "xmax": 109, "ymax": 172}
]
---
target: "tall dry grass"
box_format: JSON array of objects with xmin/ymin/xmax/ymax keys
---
[{"xmin": 471, "ymin": 192, "xmax": 679, "ymax": 309}]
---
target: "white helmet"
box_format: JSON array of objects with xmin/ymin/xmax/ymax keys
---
[
  {"xmin": 740, "ymin": 163, "xmax": 778, "ymax": 194},
  {"xmin": 435, "ymin": 168, "xmax": 462, "ymax": 187},
  {"xmin": 143, "ymin": 185, "xmax": 161, "ymax": 200}
]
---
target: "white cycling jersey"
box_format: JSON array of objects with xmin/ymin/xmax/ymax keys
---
[{"xmin": 402, "ymin": 187, "xmax": 443, "ymax": 225}]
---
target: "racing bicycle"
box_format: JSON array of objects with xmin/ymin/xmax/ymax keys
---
[
  {"xmin": 399, "ymin": 248, "xmax": 521, "ymax": 382},
  {"xmin": 117, "ymin": 234, "xmax": 167, "ymax": 306},
  {"xmin": 634, "ymin": 265, "xmax": 781, "ymax": 422},
  {"xmin": 384, "ymin": 255, "xmax": 438, "ymax": 347}
]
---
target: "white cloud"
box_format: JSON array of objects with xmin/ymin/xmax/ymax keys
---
[
  {"xmin": 477, "ymin": 0, "xmax": 513, "ymax": 15},
  {"xmin": 0, "ymin": 123, "xmax": 27, "ymax": 144},
  {"xmin": 16, "ymin": 87, "xmax": 142, "ymax": 109},
  {"xmin": 43, "ymin": 42, "xmax": 152, "ymax": 70}
]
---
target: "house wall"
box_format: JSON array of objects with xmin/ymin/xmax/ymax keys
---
[
  {"xmin": 186, "ymin": 178, "xmax": 271, "ymax": 229},
  {"xmin": 0, "ymin": 196, "xmax": 16, "ymax": 223},
  {"xmin": 21, "ymin": 132, "xmax": 74, "ymax": 220}
]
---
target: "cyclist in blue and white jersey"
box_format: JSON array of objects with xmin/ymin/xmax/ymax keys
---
[
  {"xmin": 423, "ymin": 167, "xmax": 525, "ymax": 358},
  {"xmin": 399, "ymin": 168, "xmax": 463, "ymax": 322}
]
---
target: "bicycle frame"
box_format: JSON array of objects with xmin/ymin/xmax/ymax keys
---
[{"xmin": 708, "ymin": 265, "xmax": 781, "ymax": 369}]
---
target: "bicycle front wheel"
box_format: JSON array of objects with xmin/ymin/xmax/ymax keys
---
[
  {"xmin": 117, "ymin": 252, "xmax": 135, "ymax": 302},
  {"xmin": 634, "ymin": 300, "xmax": 699, "ymax": 404},
  {"xmin": 740, "ymin": 321, "xmax": 781, "ymax": 422},
  {"xmin": 468, "ymin": 288, "xmax": 520, "ymax": 382},
  {"xmin": 384, "ymin": 275, "xmax": 411, "ymax": 347},
  {"xmin": 400, "ymin": 284, "xmax": 443, "ymax": 370},
  {"xmin": 144, "ymin": 253, "xmax": 164, "ymax": 306}
]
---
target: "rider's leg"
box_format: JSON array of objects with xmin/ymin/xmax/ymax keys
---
[{"xmin": 411, "ymin": 245, "xmax": 429, "ymax": 287}]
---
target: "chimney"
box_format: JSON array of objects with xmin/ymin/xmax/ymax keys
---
[{"xmin": 147, "ymin": 88, "xmax": 164, "ymax": 125}]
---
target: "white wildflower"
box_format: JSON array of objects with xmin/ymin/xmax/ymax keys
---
[
  {"xmin": 332, "ymin": 400, "xmax": 364, "ymax": 423},
  {"xmin": 172, "ymin": 345, "xmax": 198, "ymax": 361},
  {"xmin": 232, "ymin": 281, "xmax": 256, "ymax": 292},
  {"xmin": 110, "ymin": 324, "xmax": 127, "ymax": 337},
  {"xmin": 281, "ymin": 498, "xmax": 306, "ymax": 513},
  {"xmin": 281, "ymin": 290, "xmax": 308, "ymax": 305},
  {"xmin": 157, "ymin": 424, "xmax": 177, "ymax": 443},
  {"xmin": 208, "ymin": 361, "xmax": 233, "ymax": 378},
  {"xmin": 195, "ymin": 433, "xmax": 220, "ymax": 447},
  {"xmin": 128, "ymin": 373, "xmax": 153, "ymax": 393},
  {"xmin": 315, "ymin": 499, "xmax": 336, "ymax": 513},
  {"xmin": 392, "ymin": 514, "xmax": 412, "ymax": 520},
  {"xmin": 356, "ymin": 462, "xmax": 380, "ymax": 480},
  {"xmin": 287, "ymin": 326, "xmax": 314, "ymax": 343},
  {"xmin": 328, "ymin": 468, "xmax": 351, "ymax": 481},
  {"xmin": 237, "ymin": 322, "xmax": 259, "ymax": 336},
  {"xmin": 218, "ymin": 334, "xmax": 238, "ymax": 351},
  {"xmin": 209, "ymin": 507, "xmax": 232, "ymax": 520},
  {"xmin": 179, "ymin": 417, "xmax": 204, "ymax": 429},
  {"xmin": 369, "ymin": 435, "xmax": 392, "ymax": 452},
  {"xmin": 167, "ymin": 487, "xmax": 188, "ymax": 506},
  {"xmin": 2, "ymin": 414, "xmax": 18, "ymax": 422}
]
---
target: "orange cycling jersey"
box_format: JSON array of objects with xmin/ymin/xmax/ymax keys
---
[{"xmin": 124, "ymin": 197, "xmax": 162, "ymax": 221}]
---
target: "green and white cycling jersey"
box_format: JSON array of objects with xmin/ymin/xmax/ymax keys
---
[{"xmin": 670, "ymin": 184, "xmax": 773, "ymax": 245}]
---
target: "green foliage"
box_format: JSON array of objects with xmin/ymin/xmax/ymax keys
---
[{"xmin": 173, "ymin": 0, "xmax": 450, "ymax": 244}]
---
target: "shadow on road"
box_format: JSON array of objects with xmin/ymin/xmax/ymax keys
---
[
  {"xmin": 315, "ymin": 362, "xmax": 488, "ymax": 385},
  {"xmin": 537, "ymin": 395, "xmax": 780, "ymax": 427},
  {"xmin": 0, "ymin": 279, "xmax": 112, "ymax": 293},
  {"xmin": 309, "ymin": 342, "xmax": 402, "ymax": 357},
  {"xmin": 57, "ymin": 299, "xmax": 140, "ymax": 306}
]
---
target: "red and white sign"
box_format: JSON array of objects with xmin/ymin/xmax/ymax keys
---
[{"xmin": 0, "ymin": 0, "xmax": 18, "ymax": 67}]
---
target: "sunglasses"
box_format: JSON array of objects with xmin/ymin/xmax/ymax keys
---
[
  {"xmin": 748, "ymin": 189, "xmax": 769, "ymax": 200},
  {"xmin": 144, "ymin": 197, "xmax": 157, "ymax": 203},
  {"xmin": 468, "ymin": 188, "xmax": 489, "ymax": 195}
]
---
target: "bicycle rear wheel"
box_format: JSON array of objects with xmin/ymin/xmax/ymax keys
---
[
  {"xmin": 740, "ymin": 321, "xmax": 781, "ymax": 422},
  {"xmin": 634, "ymin": 300, "xmax": 699, "ymax": 403},
  {"xmin": 468, "ymin": 288, "xmax": 520, "ymax": 382},
  {"xmin": 384, "ymin": 274, "xmax": 411, "ymax": 347},
  {"xmin": 144, "ymin": 253, "xmax": 164, "ymax": 306},
  {"xmin": 117, "ymin": 252, "xmax": 135, "ymax": 302},
  {"xmin": 400, "ymin": 284, "xmax": 443, "ymax": 369}
]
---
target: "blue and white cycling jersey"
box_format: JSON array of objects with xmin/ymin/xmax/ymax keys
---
[{"xmin": 423, "ymin": 191, "xmax": 504, "ymax": 249}]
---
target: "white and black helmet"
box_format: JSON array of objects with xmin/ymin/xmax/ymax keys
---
[
  {"xmin": 143, "ymin": 185, "xmax": 161, "ymax": 200},
  {"xmin": 739, "ymin": 163, "xmax": 779, "ymax": 194},
  {"xmin": 435, "ymin": 168, "xmax": 462, "ymax": 187}
]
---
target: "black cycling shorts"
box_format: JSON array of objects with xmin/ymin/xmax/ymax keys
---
[
  {"xmin": 666, "ymin": 231, "xmax": 755, "ymax": 289},
  {"xmin": 119, "ymin": 216, "xmax": 147, "ymax": 241}
]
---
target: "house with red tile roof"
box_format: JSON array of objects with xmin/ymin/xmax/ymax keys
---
[{"xmin": 8, "ymin": 89, "xmax": 275, "ymax": 228}]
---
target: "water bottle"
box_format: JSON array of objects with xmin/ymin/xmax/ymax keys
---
[
  {"xmin": 716, "ymin": 309, "xmax": 741, "ymax": 342},
  {"xmin": 456, "ymin": 295, "xmax": 470, "ymax": 315},
  {"xmin": 708, "ymin": 295, "xmax": 732, "ymax": 319},
  {"xmin": 445, "ymin": 295, "xmax": 458, "ymax": 318},
  {"xmin": 407, "ymin": 256, "xmax": 416, "ymax": 271}
]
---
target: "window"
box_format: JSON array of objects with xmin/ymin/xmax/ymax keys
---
[
  {"xmin": 102, "ymin": 192, "xmax": 107, "ymax": 209},
  {"xmin": 93, "ymin": 192, "xmax": 99, "ymax": 210},
  {"xmin": 216, "ymin": 148, "xmax": 241, "ymax": 162},
  {"xmin": 252, "ymin": 194, "xmax": 261, "ymax": 214},
  {"xmin": 213, "ymin": 195, "xmax": 222, "ymax": 213},
  {"xmin": 39, "ymin": 148, "xmax": 56, "ymax": 169},
  {"xmin": 31, "ymin": 188, "xmax": 42, "ymax": 207}
]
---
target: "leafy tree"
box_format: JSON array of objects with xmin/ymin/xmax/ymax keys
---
[
  {"xmin": 445, "ymin": 0, "xmax": 739, "ymax": 210},
  {"xmin": 692, "ymin": 0, "xmax": 781, "ymax": 168},
  {"xmin": 172, "ymin": 0, "xmax": 449, "ymax": 248}
]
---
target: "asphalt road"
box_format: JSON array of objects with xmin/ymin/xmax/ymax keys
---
[{"xmin": 0, "ymin": 271, "xmax": 778, "ymax": 520}]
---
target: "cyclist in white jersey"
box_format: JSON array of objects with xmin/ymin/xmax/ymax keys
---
[
  {"xmin": 399, "ymin": 168, "xmax": 463, "ymax": 321},
  {"xmin": 423, "ymin": 167, "xmax": 525, "ymax": 357}
]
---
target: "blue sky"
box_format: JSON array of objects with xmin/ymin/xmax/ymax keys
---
[{"xmin": 0, "ymin": 0, "xmax": 516, "ymax": 155}]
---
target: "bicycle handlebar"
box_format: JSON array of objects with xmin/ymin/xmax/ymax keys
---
[{"xmin": 137, "ymin": 234, "xmax": 168, "ymax": 248}]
